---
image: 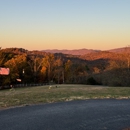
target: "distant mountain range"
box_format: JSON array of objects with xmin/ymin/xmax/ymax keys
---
[
  {"xmin": 42, "ymin": 47, "xmax": 129, "ymax": 55},
  {"xmin": 42, "ymin": 49, "xmax": 100, "ymax": 55}
]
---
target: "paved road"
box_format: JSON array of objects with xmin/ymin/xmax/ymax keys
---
[{"xmin": 0, "ymin": 99, "xmax": 130, "ymax": 130}]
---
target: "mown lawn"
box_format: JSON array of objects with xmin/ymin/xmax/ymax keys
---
[{"xmin": 0, "ymin": 84, "xmax": 130, "ymax": 109}]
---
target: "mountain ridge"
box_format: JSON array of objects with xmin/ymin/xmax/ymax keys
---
[
  {"xmin": 42, "ymin": 47, "xmax": 129, "ymax": 55},
  {"xmin": 42, "ymin": 48, "xmax": 100, "ymax": 55}
]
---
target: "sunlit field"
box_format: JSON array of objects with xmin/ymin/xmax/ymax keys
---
[{"xmin": 0, "ymin": 84, "xmax": 130, "ymax": 109}]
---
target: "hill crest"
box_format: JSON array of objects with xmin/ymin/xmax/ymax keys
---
[{"xmin": 42, "ymin": 47, "xmax": 130, "ymax": 55}]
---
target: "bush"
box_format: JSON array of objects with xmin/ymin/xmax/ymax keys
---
[{"xmin": 87, "ymin": 77, "xmax": 100, "ymax": 85}]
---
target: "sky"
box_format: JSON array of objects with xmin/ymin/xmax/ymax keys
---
[{"xmin": 0, "ymin": 0, "xmax": 130, "ymax": 51}]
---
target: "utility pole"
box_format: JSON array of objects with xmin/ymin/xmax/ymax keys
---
[
  {"xmin": 128, "ymin": 57, "xmax": 130, "ymax": 71},
  {"xmin": 22, "ymin": 69, "xmax": 25, "ymax": 86}
]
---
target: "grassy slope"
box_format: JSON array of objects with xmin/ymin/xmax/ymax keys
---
[{"xmin": 0, "ymin": 84, "xmax": 130, "ymax": 109}]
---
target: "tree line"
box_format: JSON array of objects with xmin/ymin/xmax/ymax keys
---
[
  {"xmin": 0, "ymin": 47, "xmax": 130, "ymax": 88},
  {"xmin": 0, "ymin": 48, "xmax": 89, "ymax": 88}
]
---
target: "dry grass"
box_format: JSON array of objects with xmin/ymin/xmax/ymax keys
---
[{"xmin": 0, "ymin": 84, "xmax": 130, "ymax": 109}]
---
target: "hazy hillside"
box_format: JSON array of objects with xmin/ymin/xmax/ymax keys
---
[
  {"xmin": 107, "ymin": 47, "xmax": 130, "ymax": 53},
  {"xmin": 42, "ymin": 49, "xmax": 100, "ymax": 55},
  {"xmin": 42, "ymin": 47, "xmax": 130, "ymax": 55},
  {"xmin": 80, "ymin": 51, "xmax": 124, "ymax": 61}
]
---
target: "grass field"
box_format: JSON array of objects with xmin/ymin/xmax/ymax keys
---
[{"xmin": 0, "ymin": 84, "xmax": 130, "ymax": 109}]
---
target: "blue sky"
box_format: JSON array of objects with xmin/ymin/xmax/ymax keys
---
[{"xmin": 0, "ymin": 0, "xmax": 130, "ymax": 50}]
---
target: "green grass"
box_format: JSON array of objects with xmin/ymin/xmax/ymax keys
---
[{"xmin": 0, "ymin": 84, "xmax": 130, "ymax": 109}]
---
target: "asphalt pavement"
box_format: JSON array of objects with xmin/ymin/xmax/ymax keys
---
[{"xmin": 0, "ymin": 99, "xmax": 130, "ymax": 130}]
